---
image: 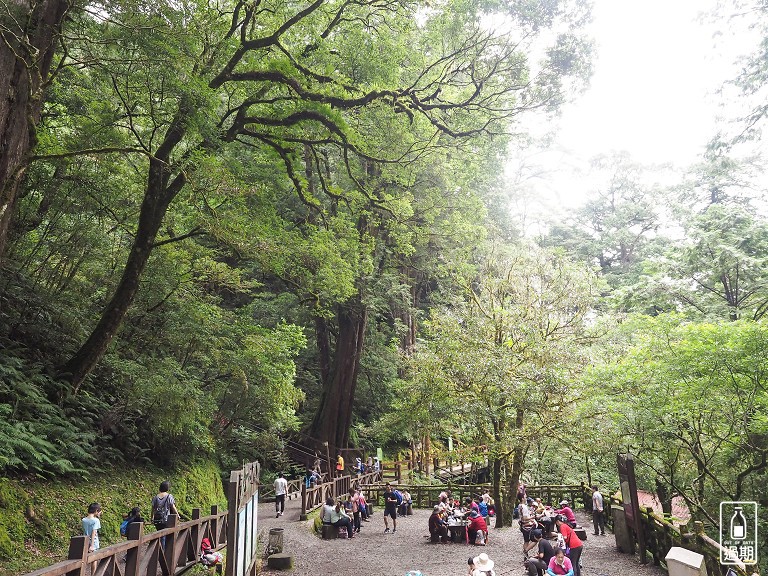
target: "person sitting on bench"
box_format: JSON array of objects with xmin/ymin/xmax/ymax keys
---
[
  {"xmin": 467, "ymin": 510, "xmax": 488, "ymax": 545},
  {"xmin": 429, "ymin": 506, "xmax": 449, "ymax": 543},
  {"xmin": 321, "ymin": 497, "xmax": 354, "ymax": 538},
  {"xmin": 554, "ymin": 501, "xmax": 577, "ymax": 528}
]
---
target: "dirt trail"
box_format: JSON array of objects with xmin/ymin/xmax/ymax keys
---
[{"xmin": 257, "ymin": 499, "xmax": 667, "ymax": 576}]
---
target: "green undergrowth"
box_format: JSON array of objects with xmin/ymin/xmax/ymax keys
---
[{"xmin": 0, "ymin": 460, "xmax": 225, "ymax": 576}]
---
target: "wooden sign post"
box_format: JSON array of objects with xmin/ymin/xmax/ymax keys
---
[{"xmin": 617, "ymin": 453, "xmax": 647, "ymax": 564}]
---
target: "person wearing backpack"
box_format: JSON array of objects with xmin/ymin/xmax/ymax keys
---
[
  {"xmin": 151, "ymin": 481, "xmax": 180, "ymax": 532},
  {"xmin": 120, "ymin": 507, "xmax": 144, "ymax": 537}
]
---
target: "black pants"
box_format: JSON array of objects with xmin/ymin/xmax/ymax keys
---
[
  {"xmin": 539, "ymin": 517, "xmax": 554, "ymax": 535},
  {"xmin": 333, "ymin": 517, "xmax": 352, "ymax": 535},
  {"xmin": 275, "ymin": 494, "xmax": 285, "ymax": 513},
  {"xmin": 353, "ymin": 511, "xmax": 361, "ymax": 531},
  {"xmin": 527, "ymin": 558, "xmax": 548, "ymax": 576},
  {"xmin": 593, "ymin": 510, "xmax": 605, "ymax": 534},
  {"xmin": 431, "ymin": 526, "xmax": 449, "ymax": 543},
  {"xmin": 568, "ymin": 546, "xmax": 583, "ymax": 576}
]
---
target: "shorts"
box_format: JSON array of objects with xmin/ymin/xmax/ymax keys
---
[
  {"xmin": 385, "ymin": 506, "xmax": 397, "ymax": 519},
  {"xmin": 521, "ymin": 525, "xmax": 534, "ymax": 542}
]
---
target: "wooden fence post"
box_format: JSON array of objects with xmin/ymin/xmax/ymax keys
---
[
  {"xmin": 65, "ymin": 535, "xmax": 88, "ymax": 576},
  {"xmin": 191, "ymin": 509, "xmax": 201, "ymax": 565},
  {"xmin": 210, "ymin": 505, "xmax": 220, "ymax": 547},
  {"xmin": 300, "ymin": 483, "xmax": 308, "ymax": 520},
  {"xmin": 225, "ymin": 473, "xmax": 239, "ymax": 576},
  {"xmin": 125, "ymin": 521, "xmax": 143, "ymax": 576},
  {"xmin": 165, "ymin": 514, "xmax": 179, "ymax": 571}
]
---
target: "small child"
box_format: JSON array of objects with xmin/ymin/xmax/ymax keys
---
[
  {"xmin": 82, "ymin": 502, "xmax": 102, "ymax": 572},
  {"xmin": 200, "ymin": 537, "xmax": 223, "ymax": 567},
  {"xmin": 120, "ymin": 506, "xmax": 144, "ymax": 537}
]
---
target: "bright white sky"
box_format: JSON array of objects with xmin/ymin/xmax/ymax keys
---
[
  {"xmin": 557, "ymin": 0, "xmax": 752, "ymax": 165},
  {"xmin": 509, "ymin": 0, "xmax": 762, "ymax": 225}
]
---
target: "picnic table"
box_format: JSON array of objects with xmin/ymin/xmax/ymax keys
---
[{"xmin": 447, "ymin": 520, "xmax": 468, "ymax": 543}]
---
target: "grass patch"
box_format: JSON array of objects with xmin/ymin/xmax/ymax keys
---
[{"xmin": 2, "ymin": 460, "xmax": 225, "ymax": 576}]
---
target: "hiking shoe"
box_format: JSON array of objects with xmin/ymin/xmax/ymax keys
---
[
  {"xmin": 392, "ymin": 528, "xmax": 396, "ymax": 533},
  {"xmin": 275, "ymin": 513, "xmax": 280, "ymax": 518},
  {"xmin": 384, "ymin": 528, "xmax": 390, "ymax": 533}
]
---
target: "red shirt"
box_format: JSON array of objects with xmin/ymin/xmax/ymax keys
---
[
  {"xmin": 468, "ymin": 515, "xmax": 487, "ymax": 533},
  {"xmin": 555, "ymin": 506, "xmax": 576, "ymax": 523},
  {"xmin": 559, "ymin": 523, "xmax": 583, "ymax": 549}
]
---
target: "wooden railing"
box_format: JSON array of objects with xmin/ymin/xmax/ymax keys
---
[
  {"xmin": 260, "ymin": 478, "xmax": 305, "ymax": 501},
  {"xmin": 24, "ymin": 507, "xmax": 227, "ymax": 576},
  {"xmin": 358, "ymin": 483, "xmax": 491, "ymax": 509},
  {"xmin": 605, "ymin": 494, "xmax": 752, "ymax": 576},
  {"xmin": 385, "ymin": 446, "xmax": 490, "ymax": 483},
  {"xmin": 525, "ymin": 483, "xmax": 592, "ymax": 509},
  {"xmin": 350, "ymin": 481, "xmax": 590, "ymax": 512},
  {"xmin": 300, "ymin": 470, "xmax": 382, "ymax": 519}
]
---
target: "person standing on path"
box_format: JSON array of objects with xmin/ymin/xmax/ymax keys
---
[
  {"xmin": 347, "ymin": 488, "xmax": 362, "ymax": 533},
  {"xmin": 383, "ymin": 482, "xmax": 398, "ymax": 533},
  {"xmin": 82, "ymin": 502, "xmax": 102, "ymax": 574},
  {"xmin": 274, "ymin": 472, "xmax": 288, "ymax": 518},
  {"xmin": 555, "ymin": 515, "xmax": 583, "ymax": 576},
  {"xmin": 152, "ymin": 481, "xmax": 180, "ymax": 547},
  {"xmin": 592, "ymin": 485, "xmax": 605, "ymax": 536}
]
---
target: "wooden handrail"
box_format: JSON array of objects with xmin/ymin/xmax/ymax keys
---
[
  {"xmin": 299, "ymin": 470, "xmax": 383, "ymax": 519},
  {"xmin": 606, "ymin": 494, "xmax": 754, "ymax": 576},
  {"xmin": 22, "ymin": 507, "xmax": 227, "ymax": 576}
]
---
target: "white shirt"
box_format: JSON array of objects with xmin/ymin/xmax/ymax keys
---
[
  {"xmin": 274, "ymin": 477, "xmax": 288, "ymax": 496},
  {"xmin": 592, "ymin": 490, "xmax": 604, "ymax": 511}
]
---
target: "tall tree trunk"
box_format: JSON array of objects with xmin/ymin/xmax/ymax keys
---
[
  {"xmin": 491, "ymin": 457, "xmax": 503, "ymax": 528},
  {"xmin": 655, "ymin": 477, "xmax": 672, "ymax": 516},
  {"xmin": 59, "ymin": 156, "xmax": 185, "ymax": 389},
  {"xmin": 315, "ymin": 316, "xmax": 331, "ymax": 386},
  {"xmin": 504, "ymin": 408, "xmax": 526, "ymax": 525},
  {"xmin": 59, "ymin": 94, "xmax": 191, "ymax": 388},
  {"xmin": 0, "ymin": 0, "xmax": 70, "ymax": 260},
  {"xmin": 309, "ymin": 297, "xmax": 367, "ymax": 448}
]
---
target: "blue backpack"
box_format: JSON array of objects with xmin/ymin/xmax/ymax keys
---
[
  {"xmin": 120, "ymin": 519, "xmax": 131, "ymax": 536},
  {"xmin": 393, "ymin": 490, "xmax": 403, "ymax": 505}
]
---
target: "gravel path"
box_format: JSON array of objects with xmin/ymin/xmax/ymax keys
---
[{"xmin": 258, "ymin": 499, "xmax": 667, "ymax": 576}]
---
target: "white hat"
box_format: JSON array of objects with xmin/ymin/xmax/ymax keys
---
[
  {"xmin": 473, "ymin": 553, "xmax": 494, "ymax": 571},
  {"xmin": 559, "ymin": 500, "xmax": 568, "ymax": 506}
]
